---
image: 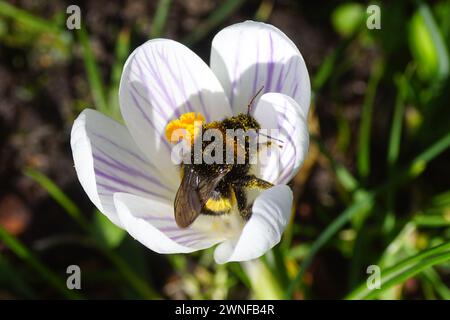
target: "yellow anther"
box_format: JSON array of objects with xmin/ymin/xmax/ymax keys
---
[{"xmin": 165, "ymin": 112, "xmax": 205, "ymax": 144}]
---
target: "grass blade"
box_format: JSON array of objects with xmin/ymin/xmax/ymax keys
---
[
  {"xmin": 357, "ymin": 59, "xmax": 384, "ymax": 179},
  {"xmin": 24, "ymin": 168, "xmax": 90, "ymax": 232},
  {"xmin": 150, "ymin": 0, "xmax": 173, "ymax": 38},
  {"xmin": 76, "ymin": 26, "xmax": 108, "ymax": 115},
  {"xmin": 108, "ymin": 28, "xmax": 130, "ymax": 121},
  {"xmin": 288, "ymin": 130, "xmax": 450, "ymax": 298},
  {"xmin": 0, "ymin": 1, "xmax": 64, "ymax": 37},
  {"xmin": 254, "ymin": 0, "xmax": 275, "ymax": 22},
  {"xmin": 387, "ymin": 74, "xmax": 408, "ymax": 167},
  {"xmin": 367, "ymin": 251, "xmax": 450, "ymax": 299},
  {"xmin": 24, "ymin": 168, "xmax": 160, "ymax": 299},
  {"xmin": 0, "ymin": 225, "xmax": 83, "ymax": 299},
  {"xmin": 286, "ymin": 192, "xmax": 375, "ymax": 298},
  {"xmin": 422, "ymin": 268, "xmax": 450, "ymax": 299},
  {"xmin": 311, "ymin": 135, "xmax": 358, "ymax": 192},
  {"xmin": 0, "ymin": 254, "xmax": 36, "ymax": 298},
  {"xmin": 346, "ymin": 242, "xmax": 450, "ymax": 299},
  {"xmin": 418, "ymin": 1, "xmax": 449, "ymax": 80},
  {"xmin": 410, "ymin": 131, "xmax": 450, "ymax": 165},
  {"xmin": 182, "ymin": 0, "xmax": 245, "ymax": 46}
]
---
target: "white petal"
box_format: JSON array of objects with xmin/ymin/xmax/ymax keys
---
[
  {"xmin": 252, "ymin": 93, "xmax": 309, "ymax": 184},
  {"xmin": 70, "ymin": 109, "xmax": 175, "ymax": 227},
  {"xmin": 119, "ymin": 39, "xmax": 232, "ymax": 183},
  {"xmin": 211, "ymin": 20, "xmax": 311, "ymax": 116},
  {"xmin": 114, "ymin": 192, "xmax": 224, "ymax": 253},
  {"xmin": 213, "ymin": 185, "xmax": 293, "ymax": 264}
]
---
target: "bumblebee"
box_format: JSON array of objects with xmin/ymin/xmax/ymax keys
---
[{"xmin": 168, "ymin": 88, "xmax": 276, "ymax": 228}]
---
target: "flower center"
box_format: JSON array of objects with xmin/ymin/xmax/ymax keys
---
[
  {"xmin": 194, "ymin": 211, "xmax": 245, "ymax": 240},
  {"xmin": 165, "ymin": 112, "xmax": 205, "ymax": 144}
]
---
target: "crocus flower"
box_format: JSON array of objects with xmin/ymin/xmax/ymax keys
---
[{"xmin": 71, "ymin": 21, "xmax": 310, "ymax": 263}]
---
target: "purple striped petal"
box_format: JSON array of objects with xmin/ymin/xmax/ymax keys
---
[
  {"xmin": 252, "ymin": 93, "xmax": 309, "ymax": 185},
  {"xmin": 119, "ymin": 39, "xmax": 232, "ymax": 183},
  {"xmin": 71, "ymin": 109, "xmax": 175, "ymax": 227},
  {"xmin": 211, "ymin": 21, "xmax": 311, "ymax": 117},
  {"xmin": 114, "ymin": 193, "xmax": 224, "ymax": 253}
]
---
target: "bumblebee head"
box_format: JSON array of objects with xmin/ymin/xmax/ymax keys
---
[{"xmin": 221, "ymin": 113, "xmax": 261, "ymax": 131}]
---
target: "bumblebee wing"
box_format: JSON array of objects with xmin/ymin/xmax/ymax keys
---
[
  {"xmin": 174, "ymin": 165, "xmax": 231, "ymax": 228},
  {"xmin": 174, "ymin": 168, "xmax": 202, "ymax": 228}
]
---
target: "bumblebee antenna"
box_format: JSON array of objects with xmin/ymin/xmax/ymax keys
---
[
  {"xmin": 258, "ymin": 132, "xmax": 284, "ymax": 145},
  {"xmin": 247, "ymin": 86, "xmax": 265, "ymax": 115}
]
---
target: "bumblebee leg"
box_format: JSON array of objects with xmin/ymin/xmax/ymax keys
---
[
  {"xmin": 234, "ymin": 176, "xmax": 273, "ymax": 221},
  {"xmin": 242, "ymin": 175, "xmax": 273, "ymax": 190},
  {"xmin": 240, "ymin": 207, "xmax": 252, "ymax": 221},
  {"xmin": 232, "ymin": 186, "xmax": 251, "ymax": 221},
  {"xmin": 234, "ymin": 186, "xmax": 247, "ymax": 212}
]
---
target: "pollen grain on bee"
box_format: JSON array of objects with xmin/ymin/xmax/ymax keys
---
[{"xmin": 169, "ymin": 127, "xmax": 281, "ymax": 166}]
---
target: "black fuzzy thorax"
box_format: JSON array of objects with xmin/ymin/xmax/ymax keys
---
[{"xmin": 186, "ymin": 113, "xmax": 261, "ymax": 199}]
